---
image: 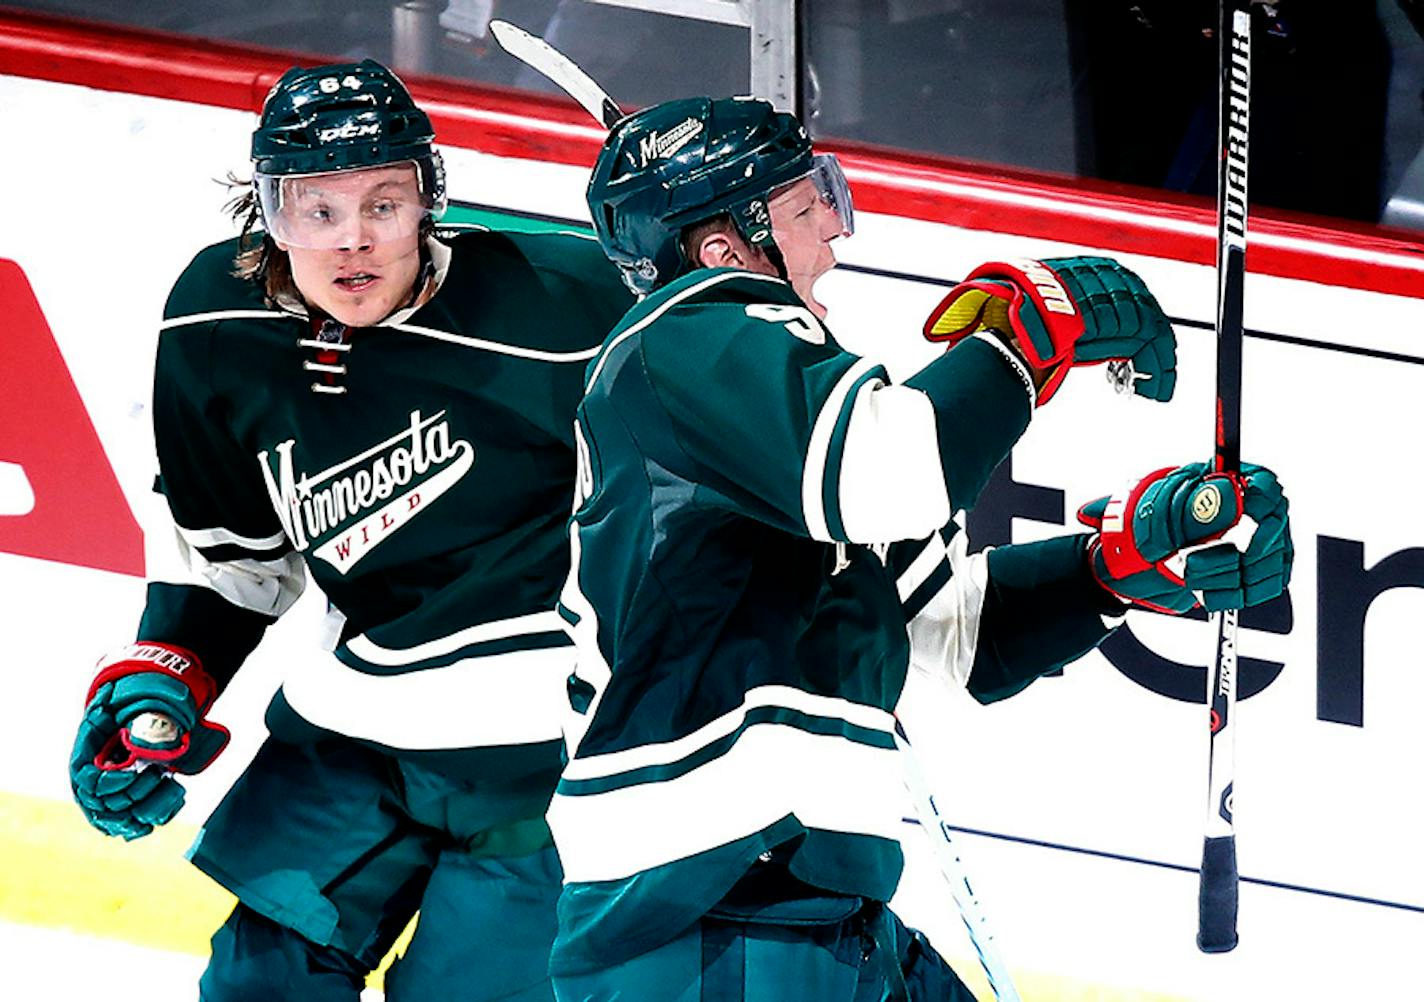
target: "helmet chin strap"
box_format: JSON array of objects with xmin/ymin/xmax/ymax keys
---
[
  {"xmin": 400, "ymin": 234, "xmax": 437, "ymax": 310},
  {"xmin": 760, "ymin": 240, "xmax": 790, "ymax": 283},
  {"xmin": 734, "ymin": 196, "xmax": 789, "ymax": 283}
]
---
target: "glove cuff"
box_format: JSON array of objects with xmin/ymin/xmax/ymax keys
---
[
  {"xmin": 88, "ymin": 642, "xmax": 216, "ymax": 709},
  {"xmin": 1080, "ymin": 466, "xmax": 1178, "ymax": 580},
  {"xmin": 960, "ymin": 259, "xmax": 1086, "ymax": 368},
  {"xmin": 1086, "ymin": 536, "xmax": 1194, "ymax": 616}
]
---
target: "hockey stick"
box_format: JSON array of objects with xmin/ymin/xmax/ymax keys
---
[
  {"xmin": 488, "ymin": 20, "xmax": 625, "ymax": 129},
  {"xmin": 894, "ymin": 718, "xmax": 1022, "ymax": 1002},
  {"xmin": 1198, "ymin": 0, "xmax": 1251, "ymax": 955}
]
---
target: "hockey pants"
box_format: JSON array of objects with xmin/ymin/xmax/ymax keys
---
[
  {"xmin": 192, "ymin": 735, "xmax": 562, "ymax": 1000},
  {"xmin": 550, "ymin": 896, "xmax": 978, "ymax": 1002}
]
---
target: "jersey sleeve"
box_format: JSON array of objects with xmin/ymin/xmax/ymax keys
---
[
  {"xmin": 965, "ymin": 533, "xmax": 1126, "ymax": 704},
  {"xmin": 138, "ymin": 321, "xmax": 300, "ymax": 686},
  {"xmin": 903, "ymin": 334, "xmax": 1035, "ymax": 517},
  {"xmin": 898, "ymin": 527, "xmax": 1127, "ymax": 704},
  {"xmin": 637, "ymin": 280, "xmax": 1039, "ymax": 544}
]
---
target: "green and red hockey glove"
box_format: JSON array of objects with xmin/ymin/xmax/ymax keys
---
[
  {"xmin": 922, "ymin": 256, "xmax": 1177, "ymax": 405},
  {"xmin": 69, "ymin": 643, "xmax": 229, "ymax": 840},
  {"xmin": 1077, "ymin": 461, "xmax": 1292, "ymax": 615}
]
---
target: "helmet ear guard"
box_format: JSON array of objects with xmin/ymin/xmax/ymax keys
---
[
  {"xmin": 729, "ymin": 195, "xmax": 786, "ymax": 282},
  {"xmin": 733, "ymin": 196, "xmax": 774, "ymax": 249}
]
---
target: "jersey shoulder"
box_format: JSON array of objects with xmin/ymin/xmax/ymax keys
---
[
  {"xmin": 647, "ymin": 267, "xmax": 801, "ymax": 314},
  {"xmin": 163, "ymin": 237, "xmax": 271, "ymax": 323},
  {"xmin": 591, "ymin": 268, "xmax": 833, "ymax": 407},
  {"xmin": 431, "ymin": 226, "xmax": 634, "ymax": 354},
  {"xmin": 477, "ymin": 225, "xmax": 613, "ymax": 277},
  {"xmin": 158, "ymin": 238, "xmax": 292, "ymax": 393},
  {"xmin": 621, "ymin": 268, "xmax": 814, "ymax": 357},
  {"xmin": 438, "ymin": 225, "xmax": 629, "ymax": 306},
  {"xmin": 619, "ymin": 268, "xmax": 805, "ymax": 339}
]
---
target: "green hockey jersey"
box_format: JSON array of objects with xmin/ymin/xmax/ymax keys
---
[
  {"xmin": 548, "ymin": 268, "xmax": 1124, "ymax": 972},
  {"xmin": 136, "ymin": 225, "xmax": 632, "ymax": 780}
]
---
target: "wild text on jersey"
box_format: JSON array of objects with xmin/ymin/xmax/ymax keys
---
[{"xmin": 258, "ymin": 409, "xmax": 474, "ymax": 573}]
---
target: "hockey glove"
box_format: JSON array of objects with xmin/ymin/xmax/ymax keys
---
[
  {"xmin": 1077, "ymin": 461, "xmax": 1292, "ymax": 615},
  {"xmin": 922, "ymin": 256, "xmax": 1177, "ymax": 405},
  {"xmin": 69, "ymin": 643, "xmax": 229, "ymax": 840}
]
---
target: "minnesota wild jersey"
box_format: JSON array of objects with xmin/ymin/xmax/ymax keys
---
[
  {"xmin": 136, "ymin": 225, "xmax": 631, "ymax": 778},
  {"xmin": 548, "ymin": 268, "xmax": 1124, "ymax": 972}
]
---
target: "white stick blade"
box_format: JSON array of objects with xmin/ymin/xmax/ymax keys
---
[{"xmin": 488, "ymin": 20, "xmax": 624, "ymax": 128}]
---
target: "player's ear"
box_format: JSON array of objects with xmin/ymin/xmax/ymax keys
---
[{"xmin": 696, "ymin": 231, "xmax": 744, "ymax": 270}]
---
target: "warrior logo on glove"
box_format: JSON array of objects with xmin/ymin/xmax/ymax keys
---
[{"xmin": 1192, "ymin": 484, "xmax": 1223, "ymax": 523}]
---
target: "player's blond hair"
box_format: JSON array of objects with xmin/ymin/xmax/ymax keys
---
[{"xmin": 225, "ymin": 175, "xmax": 296, "ymax": 301}]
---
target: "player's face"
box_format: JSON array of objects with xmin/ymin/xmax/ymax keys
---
[
  {"xmin": 275, "ymin": 166, "xmax": 425, "ymax": 327},
  {"xmin": 769, "ymin": 177, "xmax": 842, "ymax": 318}
]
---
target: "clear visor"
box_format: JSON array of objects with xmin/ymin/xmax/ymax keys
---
[
  {"xmin": 255, "ymin": 159, "xmax": 445, "ymax": 250},
  {"xmin": 807, "ymin": 153, "xmax": 854, "ymax": 239}
]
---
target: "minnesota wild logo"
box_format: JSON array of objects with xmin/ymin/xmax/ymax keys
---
[{"xmin": 259, "ymin": 409, "xmax": 474, "ymax": 573}]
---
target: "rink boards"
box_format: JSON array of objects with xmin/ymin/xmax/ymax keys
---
[{"xmin": 2, "ymin": 17, "xmax": 1424, "ymax": 1002}]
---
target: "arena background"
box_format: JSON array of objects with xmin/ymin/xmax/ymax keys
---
[{"xmin": 2, "ymin": 10, "xmax": 1423, "ymax": 1000}]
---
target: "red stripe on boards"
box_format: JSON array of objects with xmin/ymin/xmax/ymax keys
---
[{"xmin": 1, "ymin": 6, "xmax": 1421, "ymax": 298}]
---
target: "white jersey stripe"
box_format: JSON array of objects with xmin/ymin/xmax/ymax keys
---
[
  {"xmin": 391, "ymin": 322, "xmax": 602, "ymax": 361},
  {"xmin": 176, "ymin": 523, "xmax": 288, "ymax": 551},
  {"xmin": 561, "ymin": 683, "xmax": 894, "ymax": 781},
  {"xmin": 907, "ymin": 531, "xmax": 990, "ymax": 691},
  {"xmin": 343, "ymin": 610, "xmax": 569, "ymax": 666},
  {"xmin": 897, "ymin": 532, "xmax": 949, "ymax": 603},
  {"xmin": 550, "ymin": 722, "xmax": 905, "ymax": 883},
  {"xmin": 281, "ymin": 644, "xmax": 574, "ymax": 749},
  {"xmin": 558, "ymin": 522, "xmax": 611, "ymax": 760},
  {"xmin": 836, "ymin": 381, "xmax": 951, "ymax": 543},
  {"xmin": 160, "ymin": 309, "xmax": 291, "ymax": 329},
  {"xmin": 801, "ymin": 357, "xmax": 882, "ymax": 543},
  {"xmin": 161, "ymin": 306, "xmax": 603, "ymax": 362},
  {"xmin": 152, "ymin": 551, "xmax": 307, "ymax": 618}
]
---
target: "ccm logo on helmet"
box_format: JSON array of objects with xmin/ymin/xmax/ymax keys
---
[
  {"xmin": 1011, "ymin": 258, "xmax": 1077, "ymax": 316},
  {"xmin": 319, "ymin": 121, "xmax": 382, "ymax": 143}
]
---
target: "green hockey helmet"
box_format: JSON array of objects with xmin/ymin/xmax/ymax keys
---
[
  {"xmin": 252, "ymin": 60, "xmax": 446, "ymax": 248},
  {"xmin": 587, "ymin": 96, "xmax": 852, "ymax": 295}
]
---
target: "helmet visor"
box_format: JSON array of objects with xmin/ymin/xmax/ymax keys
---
[
  {"xmin": 256, "ymin": 159, "xmax": 445, "ymax": 250},
  {"xmin": 808, "ymin": 153, "xmax": 854, "ymax": 239}
]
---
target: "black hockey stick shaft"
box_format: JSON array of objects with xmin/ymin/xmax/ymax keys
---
[
  {"xmin": 1213, "ymin": 3, "xmax": 1248, "ymax": 479},
  {"xmin": 1199, "ymin": 0, "xmax": 1250, "ymax": 955}
]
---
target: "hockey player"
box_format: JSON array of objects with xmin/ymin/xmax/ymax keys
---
[
  {"xmin": 67, "ymin": 61, "xmax": 631, "ymax": 1000},
  {"xmin": 549, "ymin": 96, "xmax": 1293, "ymax": 999}
]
